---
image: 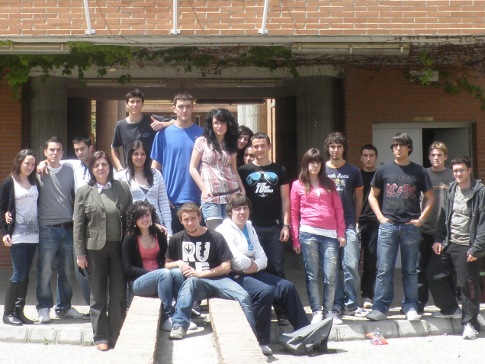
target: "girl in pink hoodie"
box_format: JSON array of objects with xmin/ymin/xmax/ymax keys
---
[{"xmin": 290, "ymin": 148, "xmax": 346, "ymax": 325}]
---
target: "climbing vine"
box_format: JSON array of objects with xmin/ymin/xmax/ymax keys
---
[
  {"xmin": 0, "ymin": 42, "xmax": 299, "ymax": 96},
  {"xmin": 411, "ymin": 51, "xmax": 485, "ymax": 110}
]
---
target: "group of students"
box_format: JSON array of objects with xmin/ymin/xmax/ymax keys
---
[{"xmin": 1, "ymin": 88, "xmax": 483, "ymax": 358}]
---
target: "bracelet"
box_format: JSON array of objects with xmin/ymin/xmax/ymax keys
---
[
  {"xmin": 283, "ymin": 224, "xmax": 290, "ymax": 228},
  {"xmin": 418, "ymin": 218, "xmax": 424, "ymax": 225}
]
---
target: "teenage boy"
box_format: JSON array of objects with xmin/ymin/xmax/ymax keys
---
[
  {"xmin": 165, "ymin": 203, "xmax": 256, "ymax": 342},
  {"xmin": 324, "ymin": 132, "xmax": 364, "ymax": 317},
  {"xmin": 417, "ymin": 141, "xmax": 454, "ymax": 313},
  {"xmin": 36, "ymin": 137, "xmax": 84, "ymax": 323},
  {"xmin": 150, "ymin": 92, "xmax": 203, "ymax": 234},
  {"xmin": 427, "ymin": 156, "xmax": 485, "ymax": 340},
  {"xmin": 238, "ymin": 132, "xmax": 291, "ymax": 326},
  {"xmin": 111, "ymin": 89, "xmax": 172, "ymax": 171},
  {"xmin": 358, "ymin": 144, "xmax": 379, "ymax": 309},
  {"xmin": 367, "ymin": 132, "xmax": 434, "ymax": 321}
]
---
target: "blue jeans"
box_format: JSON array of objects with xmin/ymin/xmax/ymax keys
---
[
  {"xmin": 10, "ymin": 243, "xmax": 37, "ymax": 283},
  {"xmin": 373, "ymin": 222, "xmax": 421, "ymax": 314},
  {"xmin": 36, "ymin": 225, "xmax": 74, "ymax": 311},
  {"xmin": 300, "ymin": 232, "xmax": 339, "ymax": 313},
  {"xmin": 171, "ymin": 276, "xmax": 256, "ymax": 333},
  {"xmin": 133, "ymin": 268, "xmax": 184, "ymax": 319},
  {"xmin": 73, "ymin": 247, "xmax": 90, "ymax": 305},
  {"xmin": 201, "ymin": 202, "xmax": 227, "ymax": 221},
  {"xmin": 333, "ymin": 227, "xmax": 361, "ymax": 310}
]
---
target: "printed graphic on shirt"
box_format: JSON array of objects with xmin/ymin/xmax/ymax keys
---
[
  {"xmin": 326, "ymin": 172, "xmax": 349, "ymax": 193},
  {"xmin": 246, "ymin": 171, "xmax": 279, "ymax": 197},
  {"xmin": 182, "ymin": 240, "xmax": 211, "ymax": 272},
  {"xmin": 385, "ymin": 183, "xmax": 417, "ymax": 200},
  {"xmin": 14, "ymin": 213, "xmax": 39, "ymax": 236}
]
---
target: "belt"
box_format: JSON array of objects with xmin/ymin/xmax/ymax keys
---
[
  {"xmin": 211, "ymin": 188, "xmax": 240, "ymax": 197},
  {"xmin": 51, "ymin": 222, "xmax": 73, "ymax": 229}
]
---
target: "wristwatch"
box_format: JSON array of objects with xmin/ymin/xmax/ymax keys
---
[{"xmin": 283, "ymin": 224, "xmax": 290, "ymax": 228}]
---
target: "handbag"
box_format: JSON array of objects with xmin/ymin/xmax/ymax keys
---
[{"xmin": 278, "ymin": 317, "xmax": 333, "ymax": 355}]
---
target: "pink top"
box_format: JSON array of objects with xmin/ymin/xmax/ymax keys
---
[
  {"xmin": 290, "ymin": 179, "xmax": 346, "ymax": 248},
  {"xmin": 138, "ymin": 237, "xmax": 160, "ymax": 272}
]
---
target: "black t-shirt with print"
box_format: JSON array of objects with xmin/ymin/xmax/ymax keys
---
[
  {"xmin": 238, "ymin": 162, "xmax": 290, "ymax": 227},
  {"xmin": 167, "ymin": 229, "xmax": 233, "ymax": 272}
]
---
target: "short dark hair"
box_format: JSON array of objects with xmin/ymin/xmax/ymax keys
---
[
  {"xmin": 44, "ymin": 136, "xmax": 63, "ymax": 150},
  {"xmin": 125, "ymin": 89, "xmax": 145, "ymax": 103},
  {"xmin": 450, "ymin": 155, "xmax": 471, "ymax": 169},
  {"xmin": 173, "ymin": 91, "xmax": 194, "ymax": 105},
  {"xmin": 238, "ymin": 125, "xmax": 254, "ymax": 137},
  {"xmin": 177, "ymin": 202, "xmax": 201, "ymax": 219},
  {"xmin": 72, "ymin": 134, "xmax": 92, "ymax": 148},
  {"xmin": 324, "ymin": 131, "xmax": 347, "ymax": 158},
  {"xmin": 88, "ymin": 151, "xmax": 114, "ymax": 185},
  {"xmin": 390, "ymin": 132, "xmax": 413, "ymax": 155},
  {"xmin": 226, "ymin": 193, "xmax": 252, "ymax": 217},
  {"xmin": 250, "ymin": 132, "xmax": 271, "ymax": 146},
  {"xmin": 360, "ymin": 144, "xmax": 378, "ymax": 156}
]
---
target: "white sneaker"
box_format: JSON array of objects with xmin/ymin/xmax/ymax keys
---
[
  {"xmin": 363, "ymin": 297, "xmax": 373, "ymax": 309},
  {"xmin": 326, "ymin": 311, "xmax": 343, "ymax": 325},
  {"xmin": 463, "ymin": 323, "xmax": 478, "ymax": 340},
  {"xmin": 188, "ymin": 321, "xmax": 198, "ymax": 330},
  {"xmin": 38, "ymin": 308, "xmax": 51, "ymax": 324},
  {"xmin": 406, "ymin": 308, "xmax": 421, "ymax": 322},
  {"xmin": 161, "ymin": 318, "xmax": 173, "ymax": 332},
  {"xmin": 260, "ymin": 345, "xmax": 273, "ymax": 356},
  {"xmin": 311, "ymin": 310, "xmax": 324, "ymax": 324},
  {"xmin": 57, "ymin": 307, "xmax": 84, "ymax": 319}
]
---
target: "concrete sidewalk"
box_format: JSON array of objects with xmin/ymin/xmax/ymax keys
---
[{"xmin": 1, "ymin": 259, "xmax": 484, "ymax": 360}]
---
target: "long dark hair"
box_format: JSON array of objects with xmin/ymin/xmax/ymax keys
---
[
  {"xmin": 126, "ymin": 140, "xmax": 153, "ymax": 186},
  {"xmin": 125, "ymin": 201, "xmax": 160, "ymax": 237},
  {"xmin": 88, "ymin": 151, "xmax": 114, "ymax": 186},
  {"xmin": 203, "ymin": 108, "xmax": 238, "ymax": 154},
  {"xmin": 12, "ymin": 149, "xmax": 38, "ymax": 186},
  {"xmin": 299, "ymin": 148, "xmax": 335, "ymax": 193}
]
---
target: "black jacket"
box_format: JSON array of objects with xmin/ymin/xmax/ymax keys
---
[
  {"xmin": 0, "ymin": 177, "xmax": 18, "ymax": 238},
  {"xmin": 434, "ymin": 179, "xmax": 485, "ymax": 258},
  {"xmin": 122, "ymin": 230, "xmax": 168, "ymax": 282}
]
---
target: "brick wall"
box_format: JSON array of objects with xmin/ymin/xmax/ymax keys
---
[
  {"xmin": 344, "ymin": 68, "xmax": 485, "ymax": 177},
  {"xmin": 0, "ymin": 78, "xmax": 22, "ymax": 269},
  {"xmin": 0, "ymin": 1, "xmax": 484, "ymax": 36}
]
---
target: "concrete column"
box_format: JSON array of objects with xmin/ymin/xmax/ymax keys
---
[
  {"xmin": 237, "ymin": 104, "xmax": 267, "ymax": 134},
  {"xmin": 66, "ymin": 97, "xmax": 92, "ymax": 158},
  {"xmin": 95, "ymin": 100, "xmax": 126, "ymax": 157},
  {"xmin": 29, "ymin": 76, "xmax": 67, "ymax": 159},
  {"xmin": 296, "ymin": 76, "xmax": 338, "ymax": 160}
]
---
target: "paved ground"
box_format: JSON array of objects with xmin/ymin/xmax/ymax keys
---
[{"xmin": 1, "ymin": 252, "xmax": 484, "ymax": 363}]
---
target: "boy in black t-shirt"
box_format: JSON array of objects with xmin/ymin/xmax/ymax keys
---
[
  {"xmin": 367, "ymin": 133, "xmax": 434, "ymax": 322},
  {"xmin": 165, "ymin": 203, "xmax": 255, "ymax": 340}
]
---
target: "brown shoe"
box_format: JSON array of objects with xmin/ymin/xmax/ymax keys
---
[{"xmin": 96, "ymin": 343, "xmax": 109, "ymax": 351}]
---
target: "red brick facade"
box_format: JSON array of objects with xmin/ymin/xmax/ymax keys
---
[{"xmin": 0, "ymin": 1, "xmax": 484, "ymax": 36}]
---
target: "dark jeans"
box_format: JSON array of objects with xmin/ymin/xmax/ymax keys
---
[
  {"xmin": 417, "ymin": 233, "xmax": 434, "ymax": 311},
  {"xmin": 10, "ymin": 243, "xmax": 37, "ymax": 283},
  {"xmin": 359, "ymin": 224, "xmax": 378, "ymax": 299},
  {"xmin": 229, "ymin": 271, "xmax": 309, "ymax": 345},
  {"xmin": 427, "ymin": 243, "xmax": 481, "ymax": 329},
  {"xmin": 87, "ymin": 241, "xmax": 126, "ymax": 347},
  {"xmin": 253, "ymin": 225, "xmax": 286, "ymax": 279}
]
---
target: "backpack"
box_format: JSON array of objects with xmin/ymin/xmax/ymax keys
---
[{"xmin": 278, "ymin": 317, "xmax": 333, "ymax": 355}]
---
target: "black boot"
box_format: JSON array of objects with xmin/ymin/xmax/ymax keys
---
[
  {"xmin": 3, "ymin": 281, "xmax": 22, "ymax": 326},
  {"xmin": 15, "ymin": 279, "xmax": 34, "ymax": 325}
]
